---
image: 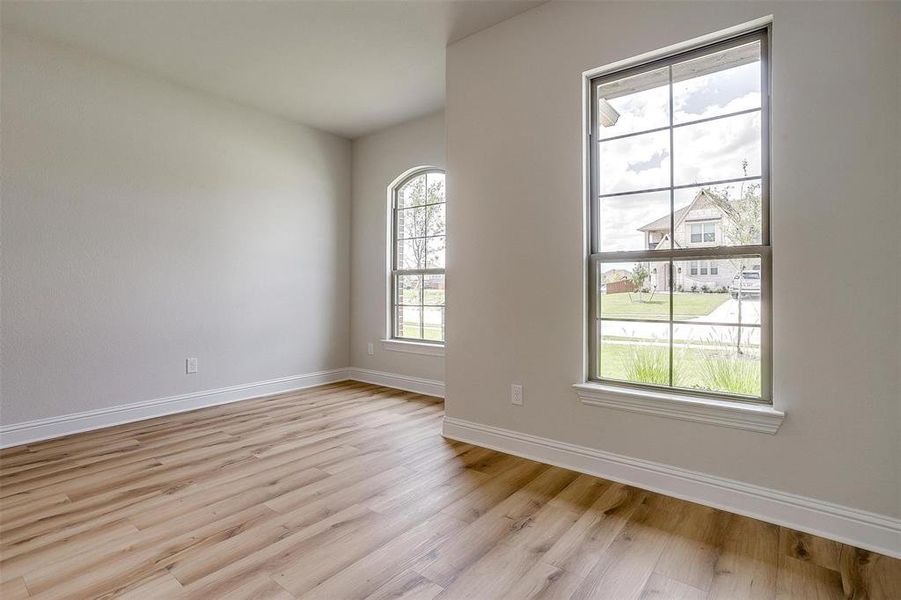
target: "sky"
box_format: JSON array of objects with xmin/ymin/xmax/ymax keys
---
[{"xmin": 597, "ymin": 44, "xmax": 763, "ymax": 253}]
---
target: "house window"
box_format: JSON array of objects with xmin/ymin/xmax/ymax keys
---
[
  {"xmin": 589, "ymin": 28, "xmax": 771, "ymax": 402},
  {"xmin": 690, "ymin": 222, "xmax": 716, "ymax": 243},
  {"xmin": 689, "ymin": 260, "xmax": 719, "ymax": 276},
  {"xmin": 391, "ymin": 169, "xmax": 446, "ymax": 343}
]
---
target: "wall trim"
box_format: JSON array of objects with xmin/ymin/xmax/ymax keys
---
[
  {"xmin": 574, "ymin": 383, "xmax": 785, "ymax": 434},
  {"xmin": 0, "ymin": 368, "xmax": 351, "ymax": 449},
  {"xmin": 442, "ymin": 416, "xmax": 900, "ymax": 559},
  {"xmin": 381, "ymin": 339, "xmax": 446, "ymax": 357},
  {"xmin": 0, "ymin": 367, "xmax": 445, "ymax": 449},
  {"xmin": 347, "ymin": 367, "xmax": 445, "ymax": 398}
]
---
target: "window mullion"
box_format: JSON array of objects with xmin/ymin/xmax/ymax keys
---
[
  {"xmin": 667, "ymin": 64, "xmax": 675, "ymax": 388},
  {"xmin": 391, "ymin": 169, "xmax": 446, "ymax": 343},
  {"xmin": 588, "ymin": 27, "xmax": 770, "ymax": 403},
  {"xmin": 592, "ymin": 244, "xmax": 769, "ymax": 262}
]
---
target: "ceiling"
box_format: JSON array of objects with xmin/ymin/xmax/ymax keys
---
[{"xmin": 1, "ymin": 0, "xmax": 544, "ymax": 138}]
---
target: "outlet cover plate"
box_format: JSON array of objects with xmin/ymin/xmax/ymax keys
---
[{"xmin": 511, "ymin": 384, "xmax": 523, "ymax": 406}]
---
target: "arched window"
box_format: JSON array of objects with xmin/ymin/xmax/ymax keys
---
[{"xmin": 390, "ymin": 168, "xmax": 445, "ymax": 344}]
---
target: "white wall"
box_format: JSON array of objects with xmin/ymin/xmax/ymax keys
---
[
  {"xmin": 1, "ymin": 31, "xmax": 352, "ymax": 425},
  {"xmin": 350, "ymin": 111, "xmax": 445, "ymax": 382},
  {"xmin": 446, "ymin": 1, "xmax": 900, "ymax": 519}
]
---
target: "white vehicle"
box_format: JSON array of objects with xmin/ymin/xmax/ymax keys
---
[{"xmin": 730, "ymin": 269, "xmax": 761, "ymax": 299}]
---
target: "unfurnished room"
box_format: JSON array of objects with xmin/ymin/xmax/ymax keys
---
[{"xmin": 0, "ymin": 1, "xmax": 899, "ymax": 598}]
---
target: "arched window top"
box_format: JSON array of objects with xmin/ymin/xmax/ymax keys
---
[
  {"xmin": 392, "ymin": 167, "xmax": 445, "ymax": 208},
  {"xmin": 389, "ymin": 167, "xmax": 446, "ymax": 344}
]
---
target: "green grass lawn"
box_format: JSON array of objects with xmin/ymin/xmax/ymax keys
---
[
  {"xmin": 600, "ymin": 292, "xmax": 729, "ymax": 321},
  {"xmin": 599, "ymin": 342, "xmax": 760, "ymax": 397},
  {"xmin": 400, "ymin": 324, "xmax": 444, "ymax": 342}
]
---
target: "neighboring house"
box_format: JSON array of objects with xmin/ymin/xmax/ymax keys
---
[
  {"xmin": 638, "ymin": 189, "xmax": 758, "ymax": 292},
  {"xmin": 601, "ymin": 268, "xmax": 630, "ymax": 283}
]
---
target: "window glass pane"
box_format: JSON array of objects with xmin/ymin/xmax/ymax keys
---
[
  {"xmin": 396, "ymin": 239, "xmax": 426, "ymax": 270},
  {"xmin": 596, "ymin": 66, "xmax": 670, "ymax": 139},
  {"xmin": 673, "ymin": 324, "xmax": 761, "ymax": 396},
  {"xmin": 598, "ymin": 130, "xmax": 670, "ymax": 195},
  {"xmin": 673, "ymin": 258, "xmax": 761, "ymax": 324},
  {"xmin": 673, "ymin": 111, "xmax": 761, "ymax": 186},
  {"xmin": 423, "ymin": 307, "xmax": 445, "ymax": 342},
  {"xmin": 397, "ymin": 174, "xmax": 427, "ymax": 208},
  {"xmin": 673, "ymin": 181, "xmax": 762, "ymax": 248},
  {"xmin": 690, "ymin": 224, "xmax": 702, "ymax": 243},
  {"xmin": 599, "ymin": 320, "xmax": 670, "ymax": 385},
  {"xmin": 396, "ymin": 206, "xmax": 427, "ymax": 239},
  {"xmin": 426, "ymin": 203, "xmax": 446, "ymax": 237},
  {"xmin": 396, "ymin": 274, "xmax": 422, "ymax": 306},
  {"xmin": 426, "ymin": 172, "xmax": 446, "ymax": 204},
  {"xmin": 589, "ymin": 34, "xmax": 768, "ymax": 401},
  {"xmin": 673, "ymin": 41, "xmax": 761, "ymax": 124},
  {"xmin": 423, "ymin": 274, "xmax": 445, "ymax": 306},
  {"xmin": 396, "ymin": 306, "xmax": 422, "ymax": 339},
  {"xmin": 598, "ymin": 261, "xmax": 670, "ymax": 321},
  {"xmin": 426, "ymin": 236, "xmax": 445, "ymax": 269},
  {"xmin": 599, "ymin": 190, "xmax": 671, "ymax": 252}
]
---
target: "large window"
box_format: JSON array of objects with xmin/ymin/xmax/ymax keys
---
[
  {"xmin": 588, "ymin": 29, "xmax": 771, "ymax": 402},
  {"xmin": 391, "ymin": 169, "xmax": 446, "ymax": 343}
]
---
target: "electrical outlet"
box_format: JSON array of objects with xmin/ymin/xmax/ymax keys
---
[
  {"xmin": 511, "ymin": 383, "xmax": 523, "ymax": 406},
  {"xmin": 186, "ymin": 357, "xmax": 198, "ymax": 374},
  {"xmin": 367, "ymin": 342, "xmax": 375, "ymax": 356}
]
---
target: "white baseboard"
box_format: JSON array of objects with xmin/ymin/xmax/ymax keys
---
[
  {"xmin": 442, "ymin": 416, "xmax": 901, "ymax": 559},
  {"xmin": 0, "ymin": 368, "xmax": 351, "ymax": 449},
  {"xmin": 0, "ymin": 367, "xmax": 445, "ymax": 449},
  {"xmin": 347, "ymin": 367, "xmax": 445, "ymax": 398}
]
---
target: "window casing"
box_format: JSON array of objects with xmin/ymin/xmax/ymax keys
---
[
  {"xmin": 390, "ymin": 169, "xmax": 446, "ymax": 344},
  {"xmin": 588, "ymin": 28, "xmax": 771, "ymax": 403}
]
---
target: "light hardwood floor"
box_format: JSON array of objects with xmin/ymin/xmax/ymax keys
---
[{"xmin": 0, "ymin": 381, "xmax": 898, "ymax": 599}]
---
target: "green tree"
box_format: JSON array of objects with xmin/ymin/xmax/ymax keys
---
[{"xmin": 629, "ymin": 262, "xmax": 654, "ymax": 303}]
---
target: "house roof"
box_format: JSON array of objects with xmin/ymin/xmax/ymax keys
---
[
  {"xmin": 650, "ymin": 233, "xmax": 681, "ymax": 250},
  {"xmin": 638, "ymin": 189, "xmax": 719, "ymax": 232},
  {"xmin": 639, "ymin": 205, "xmax": 690, "ymax": 232}
]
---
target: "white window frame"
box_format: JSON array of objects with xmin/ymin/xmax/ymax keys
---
[
  {"xmin": 576, "ymin": 21, "xmax": 783, "ymax": 433},
  {"xmin": 385, "ymin": 167, "xmax": 446, "ymax": 350}
]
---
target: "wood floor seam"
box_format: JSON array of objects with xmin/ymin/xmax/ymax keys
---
[{"xmin": 1, "ymin": 381, "xmax": 897, "ymax": 599}]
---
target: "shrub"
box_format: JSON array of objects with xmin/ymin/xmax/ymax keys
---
[
  {"xmin": 690, "ymin": 284, "xmax": 698, "ymax": 293},
  {"xmin": 676, "ymin": 285, "xmax": 684, "ymax": 292},
  {"xmin": 700, "ymin": 284, "xmax": 710, "ymax": 293},
  {"xmin": 698, "ymin": 354, "xmax": 760, "ymax": 396},
  {"xmin": 625, "ymin": 345, "xmax": 668, "ymax": 385}
]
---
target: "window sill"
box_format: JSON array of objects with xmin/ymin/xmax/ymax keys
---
[
  {"xmin": 381, "ymin": 339, "xmax": 445, "ymax": 357},
  {"xmin": 573, "ymin": 382, "xmax": 784, "ymax": 434}
]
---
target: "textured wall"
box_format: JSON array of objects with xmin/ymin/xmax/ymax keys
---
[
  {"xmin": 350, "ymin": 111, "xmax": 446, "ymax": 382},
  {"xmin": 1, "ymin": 31, "xmax": 352, "ymax": 424},
  {"xmin": 446, "ymin": 2, "xmax": 900, "ymax": 517}
]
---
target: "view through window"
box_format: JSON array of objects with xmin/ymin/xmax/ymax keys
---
[
  {"xmin": 391, "ymin": 169, "xmax": 446, "ymax": 343},
  {"xmin": 589, "ymin": 29, "xmax": 771, "ymax": 401}
]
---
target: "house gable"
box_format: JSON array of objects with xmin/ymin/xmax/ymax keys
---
[{"xmin": 638, "ymin": 189, "xmax": 728, "ymax": 247}]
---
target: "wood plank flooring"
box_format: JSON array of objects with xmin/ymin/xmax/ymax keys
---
[{"xmin": 1, "ymin": 381, "xmax": 898, "ymax": 599}]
